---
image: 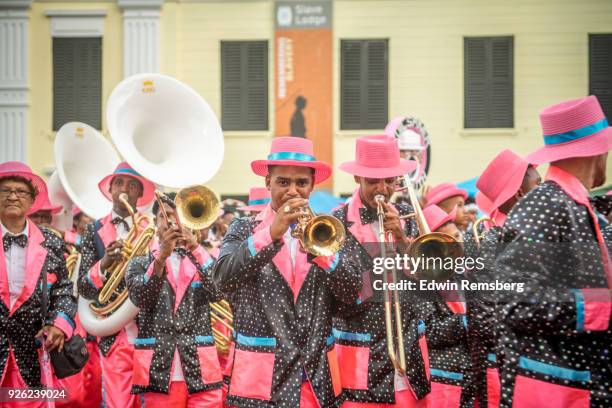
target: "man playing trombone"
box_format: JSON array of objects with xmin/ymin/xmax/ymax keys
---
[
  {"xmin": 77, "ymin": 162, "xmax": 156, "ymax": 408},
  {"xmin": 125, "ymin": 192, "xmax": 223, "ymax": 407},
  {"xmin": 332, "ymin": 135, "xmax": 430, "ymax": 407},
  {"xmin": 213, "ymin": 137, "xmax": 361, "ymax": 408}
]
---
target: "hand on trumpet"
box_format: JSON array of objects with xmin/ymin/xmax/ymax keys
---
[
  {"xmin": 100, "ymin": 240, "xmax": 124, "ymax": 271},
  {"xmin": 270, "ymin": 197, "xmax": 309, "ymax": 242},
  {"xmin": 377, "ymin": 199, "xmax": 409, "ymax": 245}
]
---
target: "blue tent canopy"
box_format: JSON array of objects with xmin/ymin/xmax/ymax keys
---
[
  {"xmin": 309, "ymin": 190, "xmax": 345, "ymax": 214},
  {"xmin": 456, "ymin": 176, "xmax": 478, "ymax": 199}
]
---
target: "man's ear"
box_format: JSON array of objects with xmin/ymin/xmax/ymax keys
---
[
  {"xmin": 353, "ymin": 175, "xmax": 360, "ymax": 184},
  {"xmin": 265, "ymin": 175, "xmax": 271, "ymax": 189}
]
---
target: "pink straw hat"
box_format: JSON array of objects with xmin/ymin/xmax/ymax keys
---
[
  {"xmin": 0, "ymin": 161, "xmax": 48, "ymax": 213},
  {"xmin": 526, "ymin": 95, "xmax": 612, "ymax": 165},
  {"xmin": 339, "ymin": 135, "xmax": 417, "ymax": 178},
  {"xmin": 476, "ymin": 149, "xmax": 533, "ymax": 213},
  {"xmin": 424, "ymin": 183, "xmax": 468, "ymax": 207},
  {"xmin": 72, "ymin": 206, "xmax": 83, "ymax": 217},
  {"xmin": 98, "ymin": 162, "xmax": 156, "ymax": 207},
  {"xmin": 423, "ymin": 204, "xmax": 457, "ymax": 232},
  {"xmin": 237, "ymin": 187, "xmax": 271, "ymax": 212},
  {"xmin": 27, "ymin": 191, "xmax": 63, "ymax": 215},
  {"xmin": 251, "ymin": 137, "xmax": 331, "ymax": 185}
]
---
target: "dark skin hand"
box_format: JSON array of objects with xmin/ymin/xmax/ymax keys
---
[
  {"xmin": 35, "ymin": 325, "xmax": 66, "ymax": 352},
  {"xmin": 152, "ymin": 202, "xmax": 200, "ymax": 277},
  {"xmin": 100, "ymin": 240, "xmax": 124, "ymax": 272}
]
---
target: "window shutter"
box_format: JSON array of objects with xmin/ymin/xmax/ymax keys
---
[
  {"xmin": 465, "ymin": 38, "xmax": 489, "ymax": 128},
  {"xmin": 489, "ymin": 37, "xmax": 513, "ymax": 128},
  {"xmin": 340, "ymin": 40, "xmax": 363, "ymax": 129},
  {"xmin": 246, "ymin": 41, "xmax": 268, "ymax": 130},
  {"xmin": 221, "ymin": 41, "xmax": 268, "ymax": 131},
  {"xmin": 589, "ymin": 34, "xmax": 612, "ymax": 119},
  {"xmin": 341, "ymin": 39, "xmax": 388, "ymax": 130},
  {"xmin": 365, "ymin": 40, "xmax": 388, "ymax": 129},
  {"xmin": 53, "ymin": 38, "xmax": 101, "ymax": 130},
  {"xmin": 465, "ymin": 36, "xmax": 513, "ymax": 128}
]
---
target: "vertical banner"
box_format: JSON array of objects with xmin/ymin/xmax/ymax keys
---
[{"xmin": 275, "ymin": 1, "xmax": 333, "ymax": 190}]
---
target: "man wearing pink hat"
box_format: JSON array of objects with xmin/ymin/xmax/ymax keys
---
[
  {"xmin": 424, "ymin": 183, "xmax": 470, "ymax": 233},
  {"xmin": 77, "ymin": 161, "xmax": 155, "ymax": 408},
  {"xmin": 468, "ymin": 149, "xmax": 541, "ymax": 408},
  {"xmin": 237, "ymin": 187, "xmax": 271, "ymax": 214},
  {"xmin": 332, "ymin": 135, "xmax": 430, "ymax": 407},
  {"xmin": 27, "ymin": 192, "xmax": 63, "ymax": 229},
  {"xmin": 213, "ymin": 137, "xmax": 360, "ymax": 408},
  {"xmin": 0, "ymin": 161, "xmax": 76, "ymax": 405},
  {"xmin": 495, "ymin": 96, "xmax": 612, "ymax": 407}
]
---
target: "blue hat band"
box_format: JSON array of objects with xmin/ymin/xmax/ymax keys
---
[
  {"xmin": 544, "ymin": 118, "xmax": 608, "ymax": 145},
  {"xmin": 267, "ymin": 151, "xmax": 316, "ymax": 162},
  {"xmin": 114, "ymin": 167, "xmax": 143, "ymax": 177},
  {"xmin": 248, "ymin": 198, "xmax": 271, "ymax": 206}
]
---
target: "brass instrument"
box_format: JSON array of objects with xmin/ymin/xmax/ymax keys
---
[
  {"xmin": 375, "ymin": 194, "xmax": 407, "ymax": 376},
  {"xmin": 291, "ymin": 207, "xmax": 346, "ymax": 257},
  {"xmin": 90, "ymin": 193, "xmax": 155, "ymax": 317},
  {"xmin": 209, "ymin": 300, "xmax": 234, "ymax": 354},
  {"xmin": 472, "ymin": 216, "xmax": 492, "ymax": 247}
]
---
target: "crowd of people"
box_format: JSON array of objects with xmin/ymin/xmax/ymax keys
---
[{"xmin": 0, "ymin": 95, "xmax": 610, "ymax": 407}]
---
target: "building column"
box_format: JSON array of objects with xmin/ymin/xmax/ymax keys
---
[
  {"xmin": 0, "ymin": 0, "xmax": 32, "ymax": 162},
  {"xmin": 118, "ymin": 0, "xmax": 163, "ymax": 77}
]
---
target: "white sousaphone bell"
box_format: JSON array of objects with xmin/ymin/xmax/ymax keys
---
[{"xmin": 78, "ymin": 73, "xmax": 225, "ymax": 337}]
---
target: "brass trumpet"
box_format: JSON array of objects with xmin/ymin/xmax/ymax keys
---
[
  {"xmin": 91, "ymin": 193, "xmax": 156, "ymax": 316},
  {"xmin": 291, "ymin": 207, "xmax": 346, "ymax": 257},
  {"xmin": 472, "ymin": 216, "xmax": 492, "ymax": 247}
]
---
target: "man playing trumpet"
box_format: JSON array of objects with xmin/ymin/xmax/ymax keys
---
[
  {"xmin": 213, "ymin": 137, "xmax": 360, "ymax": 407},
  {"xmin": 77, "ymin": 162, "xmax": 156, "ymax": 408},
  {"xmin": 332, "ymin": 135, "xmax": 431, "ymax": 407},
  {"xmin": 126, "ymin": 192, "xmax": 223, "ymax": 407}
]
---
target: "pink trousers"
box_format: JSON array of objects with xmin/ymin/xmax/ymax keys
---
[
  {"xmin": 143, "ymin": 381, "xmax": 222, "ymax": 408},
  {"xmin": 100, "ymin": 332, "xmax": 140, "ymax": 408},
  {"xmin": 341, "ymin": 389, "xmax": 426, "ymax": 408}
]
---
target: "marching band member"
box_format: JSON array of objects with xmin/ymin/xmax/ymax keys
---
[
  {"xmin": 333, "ymin": 135, "xmax": 430, "ymax": 407},
  {"xmin": 0, "ymin": 162, "xmax": 76, "ymax": 407},
  {"xmin": 420, "ymin": 204, "xmax": 475, "ymax": 408},
  {"xmin": 495, "ymin": 96, "xmax": 612, "ymax": 407},
  {"xmin": 213, "ymin": 137, "xmax": 360, "ymax": 407},
  {"xmin": 125, "ymin": 192, "xmax": 223, "ymax": 407},
  {"xmin": 424, "ymin": 183, "xmax": 470, "ymax": 233},
  {"xmin": 236, "ymin": 187, "xmax": 271, "ymax": 215},
  {"xmin": 77, "ymin": 161, "xmax": 155, "ymax": 408},
  {"xmin": 468, "ymin": 149, "xmax": 540, "ymax": 408},
  {"xmin": 27, "ymin": 193, "xmax": 63, "ymax": 229},
  {"xmin": 64, "ymin": 207, "xmax": 93, "ymax": 249}
]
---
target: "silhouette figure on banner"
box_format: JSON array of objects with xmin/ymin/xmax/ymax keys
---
[{"xmin": 291, "ymin": 95, "xmax": 307, "ymax": 138}]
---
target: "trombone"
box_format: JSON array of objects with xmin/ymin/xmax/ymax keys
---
[
  {"xmin": 377, "ymin": 176, "xmax": 463, "ymax": 375},
  {"xmin": 375, "ymin": 194, "xmax": 407, "ymax": 375}
]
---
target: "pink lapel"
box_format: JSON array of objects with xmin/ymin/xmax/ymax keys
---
[
  {"xmin": 98, "ymin": 214, "xmax": 116, "ymax": 248},
  {"xmin": 10, "ymin": 222, "xmax": 47, "ymax": 315},
  {"xmin": 174, "ymin": 254, "xmax": 197, "ymax": 312},
  {"xmin": 0, "ymin": 238, "xmax": 9, "ymax": 310},
  {"xmin": 255, "ymin": 203, "xmax": 311, "ymax": 302},
  {"xmin": 347, "ymin": 188, "xmax": 379, "ymax": 244}
]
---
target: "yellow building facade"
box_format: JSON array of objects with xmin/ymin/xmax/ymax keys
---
[{"xmin": 2, "ymin": 0, "xmax": 612, "ymax": 197}]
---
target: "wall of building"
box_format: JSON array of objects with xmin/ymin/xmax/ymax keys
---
[{"xmin": 22, "ymin": 0, "xmax": 612, "ymax": 196}]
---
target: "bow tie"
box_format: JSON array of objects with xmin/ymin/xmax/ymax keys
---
[
  {"xmin": 359, "ymin": 207, "xmax": 379, "ymax": 225},
  {"xmin": 111, "ymin": 217, "xmax": 130, "ymax": 231},
  {"xmin": 174, "ymin": 247, "xmax": 190, "ymax": 258},
  {"xmin": 3, "ymin": 234, "xmax": 28, "ymax": 252}
]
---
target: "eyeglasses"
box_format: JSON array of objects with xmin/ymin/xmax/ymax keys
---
[{"xmin": 0, "ymin": 188, "xmax": 32, "ymax": 199}]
